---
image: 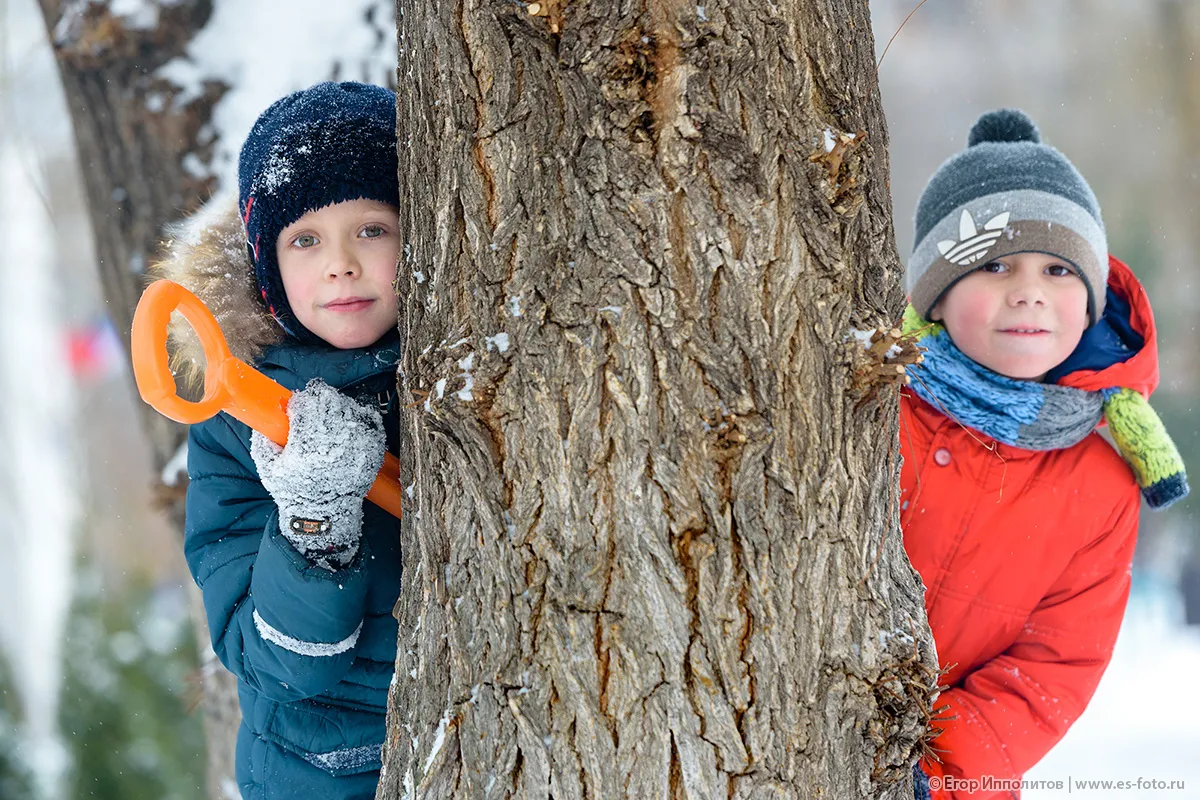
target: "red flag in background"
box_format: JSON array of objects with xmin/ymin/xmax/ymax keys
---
[{"xmin": 64, "ymin": 317, "xmax": 124, "ymax": 384}]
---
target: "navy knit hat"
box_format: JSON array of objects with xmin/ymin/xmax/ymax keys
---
[
  {"xmin": 907, "ymin": 109, "xmax": 1108, "ymax": 326},
  {"xmin": 237, "ymin": 81, "xmax": 399, "ymax": 343}
]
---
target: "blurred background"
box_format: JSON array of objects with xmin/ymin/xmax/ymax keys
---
[{"xmin": 0, "ymin": 1, "xmax": 1196, "ymax": 798}]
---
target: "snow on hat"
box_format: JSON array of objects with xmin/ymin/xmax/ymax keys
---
[
  {"xmin": 907, "ymin": 109, "xmax": 1108, "ymax": 326},
  {"xmin": 237, "ymin": 81, "xmax": 399, "ymax": 343}
]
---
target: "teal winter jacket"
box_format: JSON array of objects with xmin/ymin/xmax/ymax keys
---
[
  {"xmin": 185, "ymin": 333, "xmax": 401, "ymax": 800},
  {"xmin": 162, "ymin": 198, "xmax": 402, "ymax": 800}
]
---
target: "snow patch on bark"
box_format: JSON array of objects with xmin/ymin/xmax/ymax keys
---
[
  {"xmin": 423, "ymin": 707, "xmax": 453, "ymax": 773},
  {"xmin": 850, "ymin": 327, "xmax": 902, "ymax": 358},
  {"xmin": 456, "ymin": 353, "xmax": 476, "ymax": 401}
]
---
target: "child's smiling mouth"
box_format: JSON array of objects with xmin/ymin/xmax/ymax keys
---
[
  {"xmin": 998, "ymin": 327, "xmax": 1050, "ymax": 335},
  {"xmin": 324, "ymin": 297, "xmax": 375, "ymax": 312}
]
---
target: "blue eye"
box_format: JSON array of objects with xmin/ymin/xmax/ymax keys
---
[{"xmin": 360, "ymin": 224, "xmax": 385, "ymax": 239}]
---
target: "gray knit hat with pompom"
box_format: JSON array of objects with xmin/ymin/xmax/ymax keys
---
[{"xmin": 907, "ymin": 109, "xmax": 1108, "ymax": 325}]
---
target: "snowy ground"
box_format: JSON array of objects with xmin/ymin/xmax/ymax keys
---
[{"xmin": 1024, "ymin": 581, "xmax": 1200, "ymax": 798}]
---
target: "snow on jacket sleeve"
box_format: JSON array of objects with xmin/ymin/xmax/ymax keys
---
[
  {"xmin": 923, "ymin": 487, "xmax": 1139, "ymax": 800},
  {"xmin": 184, "ymin": 413, "xmax": 372, "ymax": 702}
]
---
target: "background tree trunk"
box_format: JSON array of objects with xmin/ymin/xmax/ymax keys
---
[
  {"xmin": 382, "ymin": 1, "xmax": 936, "ymax": 798},
  {"xmin": 34, "ymin": 2, "xmax": 240, "ymax": 797}
]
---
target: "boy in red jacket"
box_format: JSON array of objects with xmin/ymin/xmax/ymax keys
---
[{"xmin": 900, "ymin": 109, "xmax": 1188, "ymax": 800}]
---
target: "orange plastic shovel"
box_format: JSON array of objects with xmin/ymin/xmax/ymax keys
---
[{"xmin": 131, "ymin": 279, "xmax": 402, "ymax": 519}]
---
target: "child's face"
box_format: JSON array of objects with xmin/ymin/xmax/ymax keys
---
[
  {"xmin": 277, "ymin": 199, "xmax": 400, "ymax": 349},
  {"xmin": 930, "ymin": 252, "xmax": 1090, "ymax": 381}
]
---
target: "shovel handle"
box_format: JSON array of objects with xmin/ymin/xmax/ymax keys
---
[{"xmin": 131, "ymin": 280, "xmax": 402, "ymax": 519}]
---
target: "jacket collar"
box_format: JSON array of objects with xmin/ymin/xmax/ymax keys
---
[
  {"xmin": 1053, "ymin": 256, "xmax": 1159, "ymax": 398},
  {"xmin": 257, "ymin": 330, "xmax": 401, "ymax": 392}
]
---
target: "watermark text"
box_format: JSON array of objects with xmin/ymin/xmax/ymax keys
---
[{"xmin": 928, "ymin": 774, "xmax": 1187, "ymax": 793}]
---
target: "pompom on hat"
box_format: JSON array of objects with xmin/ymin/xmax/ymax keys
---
[
  {"xmin": 907, "ymin": 108, "xmax": 1108, "ymax": 326},
  {"xmin": 237, "ymin": 81, "xmax": 399, "ymax": 343}
]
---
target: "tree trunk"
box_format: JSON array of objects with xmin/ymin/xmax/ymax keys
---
[
  {"xmin": 382, "ymin": 1, "xmax": 936, "ymax": 798},
  {"xmin": 34, "ymin": 2, "xmax": 240, "ymax": 797}
]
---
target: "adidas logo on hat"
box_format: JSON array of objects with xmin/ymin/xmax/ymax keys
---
[{"xmin": 936, "ymin": 210, "xmax": 1011, "ymax": 266}]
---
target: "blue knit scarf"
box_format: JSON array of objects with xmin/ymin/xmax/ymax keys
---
[{"xmin": 907, "ymin": 326, "xmax": 1105, "ymax": 451}]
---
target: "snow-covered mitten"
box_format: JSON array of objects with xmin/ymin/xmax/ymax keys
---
[{"xmin": 250, "ymin": 378, "xmax": 385, "ymax": 571}]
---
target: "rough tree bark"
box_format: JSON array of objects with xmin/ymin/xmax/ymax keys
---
[
  {"xmin": 382, "ymin": 1, "xmax": 937, "ymax": 798},
  {"xmin": 34, "ymin": 2, "xmax": 240, "ymax": 797}
]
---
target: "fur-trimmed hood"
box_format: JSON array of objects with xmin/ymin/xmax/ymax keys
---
[{"xmin": 148, "ymin": 191, "xmax": 283, "ymax": 390}]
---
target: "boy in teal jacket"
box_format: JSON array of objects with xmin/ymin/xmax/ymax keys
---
[{"xmin": 170, "ymin": 82, "xmax": 402, "ymax": 800}]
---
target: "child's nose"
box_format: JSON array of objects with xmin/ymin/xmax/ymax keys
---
[
  {"xmin": 326, "ymin": 246, "xmax": 361, "ymax": 278},
  {"xmin": 1008, "ymin": 276, "xmax": 1045, "ymax": 306}
]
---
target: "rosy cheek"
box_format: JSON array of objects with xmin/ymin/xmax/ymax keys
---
[
  {"xmin": 960, "ymin": 294, "xmax": 994, "ymax": 322},
  {"xmin": 944, "ymin": 286, "xmax": 994, "ymax": 329}
]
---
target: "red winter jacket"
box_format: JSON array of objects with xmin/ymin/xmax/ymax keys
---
[{"xmin": 902, "ymin": 258, "xmax": 1157, "ymax": 799}]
